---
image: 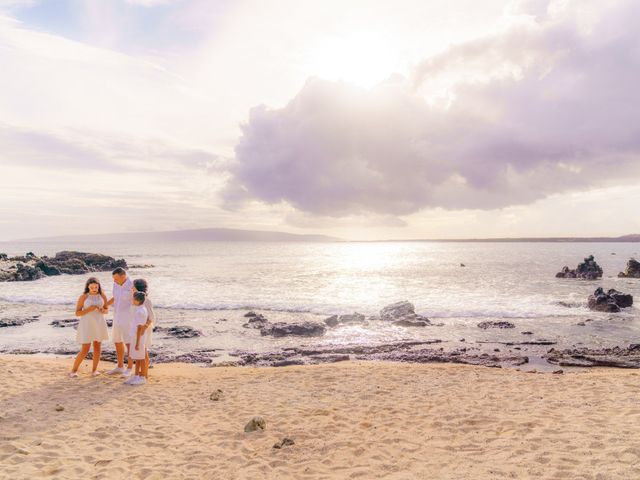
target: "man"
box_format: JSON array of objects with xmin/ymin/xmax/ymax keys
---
[{"xmin": 105, "ymin": 267, "xmax": 134, "ymax": 376}]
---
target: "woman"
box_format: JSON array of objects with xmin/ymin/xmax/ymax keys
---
[{"xmin": 70, "ymin": 277, "xmax": 109, "ymax": 377}]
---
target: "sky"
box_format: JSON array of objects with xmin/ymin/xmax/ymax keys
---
[{"xmin": 0, "ymin": 0, "xmax": 639, "ymax": 241}]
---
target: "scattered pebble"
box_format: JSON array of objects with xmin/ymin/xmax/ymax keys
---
[
  {"xmin": 209, "ymin": 389, "xmax": 223, "ymax": 401},
  {"xmin": 55, "ymin": 405, "xmax": 64, "ymax": 412},
  {"xmin": 273, "ymin": 437, "xmax": 295, "ymax": 449}
]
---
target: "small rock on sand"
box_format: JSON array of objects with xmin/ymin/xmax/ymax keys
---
[
  {"xmin": 244, "ymin": 416, "xmax": 266, "ymax": 432},
  {"xmin": 209, "ymin": 389, "xmax": 223, "ymax": 401},
  {"xmin": 273, "ymin": 437, "xmax": 295, "ymax": 449}
]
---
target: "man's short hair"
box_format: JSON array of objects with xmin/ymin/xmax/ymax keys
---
[
  {"xmin": 112, "ymin": 267, "xmax": 126, "ymax": 276},
  {"xmin": 133, "ymin": 278, "xmax": 148, "ymax": 293},
  {"xmin": 133, "ymin": 291, "xmax": 146, "ymax": 303}
]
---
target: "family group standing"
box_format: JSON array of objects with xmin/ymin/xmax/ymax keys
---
[{"xmin": 70, "ymin": 267, "xmax": 155, "ymax": 386}]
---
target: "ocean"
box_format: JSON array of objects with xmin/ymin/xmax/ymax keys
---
[{"xmin": 1, "ymin": 241, "xmax": 639, "ymax": 366}]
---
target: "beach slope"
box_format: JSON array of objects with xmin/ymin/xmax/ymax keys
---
[{"xmin": 1, "ymin": 356, "xmax": 638, "ymax": 479}]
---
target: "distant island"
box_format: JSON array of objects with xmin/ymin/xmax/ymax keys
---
[{"xmin": 15, "ymin": 228, "xmax": 341, "ymax": 243}]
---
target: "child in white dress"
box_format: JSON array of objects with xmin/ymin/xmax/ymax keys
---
[{"xmin": 124, "ymin": 292, "xmax": 148, "ymax": 386}]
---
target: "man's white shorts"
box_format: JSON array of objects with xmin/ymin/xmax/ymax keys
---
[{"xmin": 112, "ymin": 323, "xmax": 130, "ymax": 344}]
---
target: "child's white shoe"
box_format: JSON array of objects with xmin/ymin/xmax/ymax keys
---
[
  {"xmin": 123, "ymin": 375, "xmax": 138, "ymax": 385},
  {"xmin": 131, "ymin": 376, "xmax": 146, "ymax": 386},
  {"xmin": 106, "ymin": 367, "xmax": 125, "ymax": 375},
  {"xmin": 121, "ymin": 369, "xmax": 133, "ymax": 378}
]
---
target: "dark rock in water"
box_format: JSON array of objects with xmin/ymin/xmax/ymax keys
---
[
  {"xmin": 50, "ymin": 318, "xmax": 80, "ymax": 329},
  {"xmin": 324, "ymin": 312, "xmax": 367, "ymax": 327},
  {"xmin": 521, "ymin": 331, "xmax": 534, "ymax": 335},
  {"xmin": 273, "ymin": 437, "xmax": 295, "ymax": 449},
  {"xmin": 0, "ymin": 316, "xmax": 40, "ymax": 328},
  {"xmin": 545, "ymin": 344, "xmax": 640, "ymax": 368},
  {"xmin": 244, "ymin": 416, "xmax": 266, "ymax": 432},
  {"xmin": 380, "ymin": 301, "xmax": 415, "ymax": 321},
  {"xmin": 0, "ymin": 253, "xmax": 7, "ymax": 260},
  {"xmin": 618, "ymin": 258, "xmax": 640, "ymax": 278},
  {"xmin": 154, "ymin": 325, "xmax": 202, "ymax": 338},
  {"xmin": 477, "ymin": 321, "xmax": 515, "ymax": 329},
  {"xmin": 324, "ymin": 315, "xmax": 339, "ymax": 327},
  {"xmin": 587, "ymin": 287, "xmax": 633, "ymax": 312},
  {"xmin": 0, "ymin": 251, "xmax": 127, "ymax": 282},
  {"xmin": 260, "ymin": 321, "xmax": 326, "ymax": 337},
  {"xmin": 242, "ymin": 313, "xmax": 269, "ymax": 329},
  {"xmin": 555, "ymin": 255, "xmax": 602, "ymax": 280},
  {"xmin": 9, "ymin": 263, "xmax": 46, "ymax": 281},
  {"xmin": 244, "ymin": 311, "xmax": 258, "ymax": 317},
  {"xmin": 392, "ymin": 319, "xmax": 431, "ymax": 327},
  {"xmin": 379, "ymin": 301, "xmax": 431, "ymax": 326}
]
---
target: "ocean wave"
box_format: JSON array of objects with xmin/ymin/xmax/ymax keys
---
[
  {"xmin": 0, "ymin": 294, "xmax": 600, "ymax": 319},
  {"xmin": 0, "ymin": 295, "xmax": 74, "ymax": 306}
]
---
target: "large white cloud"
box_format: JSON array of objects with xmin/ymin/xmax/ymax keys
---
[{"xmin": 224, "ymin": 0, "xmax": 640, "ymax": 217}]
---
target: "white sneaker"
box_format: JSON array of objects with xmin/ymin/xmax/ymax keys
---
[
  {"xmin": 123, "ymin": 375, "xmax": 138, "ymax": 385},
  {"xmin": 130, "ymin": 376, "xmax": 146, "ymax": 386},
  {"xmin": 69, "ymin": 372, "xmax": 78, "ymax": 378},
  {"xmin": 121, "ymin": 369, "xmax": 133, "ymax": 378},
  {"xmin": 106, "ymin": 367, "xmax": 125, "ymax": 375}
]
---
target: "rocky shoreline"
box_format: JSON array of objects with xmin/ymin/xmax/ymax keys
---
[
  {"xmin": 0, "ymin": 251, "xmax": 127, "ymax": 281},
  {"xmin": 1, "ymin": 295, "xmax": 639, "ymax": 369}
]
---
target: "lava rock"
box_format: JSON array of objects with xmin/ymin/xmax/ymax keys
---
[
  {"xmin": 587, "ymin": 287, "xmax": 633, "ymax": 312},
  {"xmin": 0, "ymin": 316, "xmax": 40, "ymax": 328},
  {"xmin": 477, "ymin": 321, "xmax": 516, "ymax": 329},
  {"xmin": 380, "ymin": 301, "xmax": 431, "ymax": 326},
  {"xmin": 618, "ymin": 258, "xmax": 640, "ymax": 278},
  {"xmin": 50, "ymin": 318, "xmax": 80, "ymax": 328},
  {"xmin": 242, "ymin": 313, "xmax": 270, "ymax": 329},
  {"xmin": 324, "ymin": 312, "xmax": 367, "ymax": 327},
  {"xmin": 546, "ymin": 344, "xmax": 640, "ymax": 368},
  {"xmin": 154, "ymin": 325, "xmax": 202, "ymax": 338},
  {"xmin": 260, "ymin": 321, "xmax": 326, "ymax": 337},
  {"xmin": 0, "ymin": 251, "xmax": 127, "ymax": 282},
  {"xmin": 555, "ymin": 255, "xmax": 603, "ymax": 279},
  {"xmin": 380, "ymin": 301, "xmax": 416, "ymax": 321}
]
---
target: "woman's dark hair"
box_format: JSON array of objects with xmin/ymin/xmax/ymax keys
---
[
  {"xmin": 133, "ymin": 291, "xmax": 146, "ymax": 304},
  {"xmin": 112, "ymin": 267, "xmax": 126, "ymax": 276},
  {"xmin": 84, "ymin": 277, "xmax": 102, "ymax": 294},
  {"xmin": 133, "ymin": 278, "xmax": 148, "ymax": 293}
]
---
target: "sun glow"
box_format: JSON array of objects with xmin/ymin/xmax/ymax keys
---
[{"xmin": 303, "ymin": 32, "xmax": 402, "ymax": 88}]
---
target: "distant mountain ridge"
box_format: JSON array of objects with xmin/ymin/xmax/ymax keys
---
[
  {"xmin": 16, "ymin": 228, "xmax": 341, "ymax": 243},
  {"xmin": 377, "ymin": 234, "xmax": 640, "ymax": 243}
]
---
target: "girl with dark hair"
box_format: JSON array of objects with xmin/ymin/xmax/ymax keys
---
[
  {"xmin": 70, "ymin": 277, "xmax": 109, "ymax": 377},
  {"xmin": 132, "ymin": 278, "xmax": 155, "ymax": 379}
]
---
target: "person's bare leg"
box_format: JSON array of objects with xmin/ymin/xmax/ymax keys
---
[
  {"xmin": 143, "ymin": 350, "xmax": 149, "ymax": 379},
  {"xmin": 72, "ymin": 344, "xmax": 91, "ymax": 373},
  {"xmin": 126, "ymin": 344, "xmax": 133, "ymax": 370},
  {"xmin": 92, "ymin": 341, "xmax": 101, "ymax": 373},
  {"xmin": 115, "ymin": 342, "xmax": 125, "ymax": 369}
]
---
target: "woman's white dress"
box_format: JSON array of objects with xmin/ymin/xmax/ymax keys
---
[{"xmin": 76, "ymin": 294, "xmax": 109, "ymax": 344}]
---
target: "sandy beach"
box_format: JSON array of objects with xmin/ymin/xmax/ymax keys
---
[{"xmin": 1, "ymin": 356, "xmax": 639, "ymax": 479}]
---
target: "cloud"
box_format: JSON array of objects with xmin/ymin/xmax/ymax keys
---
[{"xmin": 224, "ymin": 0, "xmax": 640, "ymax": 218}]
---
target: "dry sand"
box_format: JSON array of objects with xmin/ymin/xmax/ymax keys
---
[{"xmin": 1, "ymin": 355, "xmax": 639, "ymax": 479}]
